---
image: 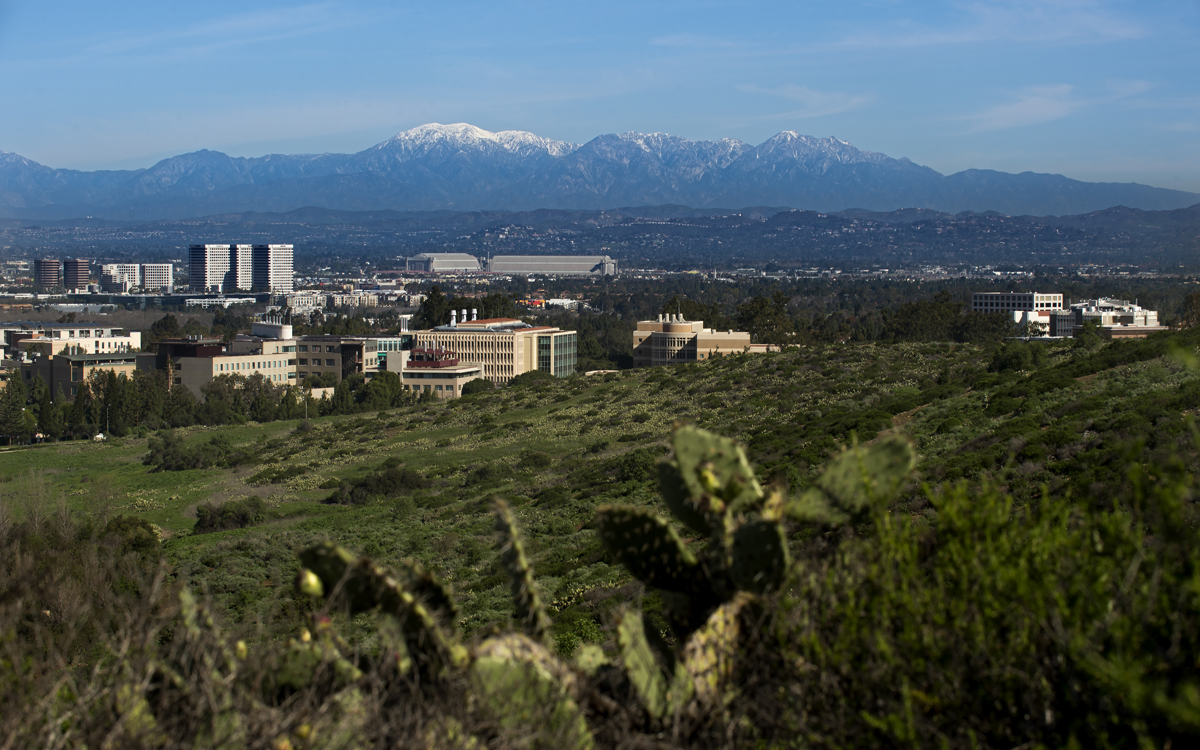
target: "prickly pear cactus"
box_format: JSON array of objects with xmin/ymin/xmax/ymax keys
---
[
  {"xmin": 615, "ymin": 609, "xmax": 692, "ymax": 720},
  {"xmin": 785, "ymin": 437, "xmax": 917, "ymax": 526},
  {"xmin": 470, "ymin": 633, "xmax": 593, "ymax": 750},
  {"xmin": 594, "ymin": 506, "xmax": 705, "ymax": 593},
  {"xmin": 596, "ymin": 425, "xmax": 792, "ymax": 640},
  {"xmin": 296, "ymin": 542, "xmax": 467, "ymax": 676},
  {"xmin": 494, "ymin": 498, "xmax": 552, "ymax": 644}
]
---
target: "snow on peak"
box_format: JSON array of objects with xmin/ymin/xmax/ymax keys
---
[{"xmin": 381, "ymin": 123, "xmax": 577, "ymax": 157}]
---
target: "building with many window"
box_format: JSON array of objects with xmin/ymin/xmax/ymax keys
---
[
  {"xmin": 19, "ymin": 350, "xmax": 156, "ymax": 399},
  {"xmin": 412, "ymin": 313, "xmax": 577, "ymax": 384},
  {"xmin": 633, "ymin": 314, "xmax": 772, "ymax": 367},
  {"xmin": 251, "ymin": 244, "xmax": 294, "ymax": 292},
  {"xmin": 387, "ymin": 347, "xmax": 483, "ymax": 399},
  {"xmin": 1050, "ymin": 299, "xmax": 1166, "ymax": 339},
  {"xmin": 34, "ymin": 259, "xmax": 62, "ymax": 289},
  {"xmin": 295, "ymin": 335, "xmax": 381, "ymax": 383},
  {"xmin": 971, "ymin": 291, "xmax": 1064, "ymax": 313},
  {"xmin": 63, "ymin": 259, "xmax": 91, "ymax": 290},
  {"xmin": 2, "ymin": 322, "xmax": 141, "ymax": 362},
  {"xmin": 189, "ymin": 244, "xmax": 250, "ymax": 292}
]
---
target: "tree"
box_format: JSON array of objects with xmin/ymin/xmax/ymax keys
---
[
  {"xmin": 412, "ymin": 285, "xmax": 451, "ymax": 329},
  {"xmin": 1180, "ymin": 291, "xmax": 1200, "ymax": 328},
  {"xmin": 736, "ymin": 291, "xmax": 795, "ymax": 345},
  {"xmin": 460, "ymin": 378, "xmax": 495, "ymax": 397},
  {"xmin": 0, "ymin": 376, "xmax": 29, "ymax": 444},
  {"xmin": 42, "ymin": 386, "xmax": 66, "ymax": 441}
]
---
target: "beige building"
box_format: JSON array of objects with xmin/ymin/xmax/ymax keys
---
[
  {"xmin": 1050, "ymin": 299, "xmax": 1166, "ymax": 339},
  {"xmin": 971, "ymin": 291, "xmax": 1064, "ymax": 313},
  {"xmin": 8, "ymin": 323, "xmax": 141, "ymax": 360},
  {"xmin": 412, "ymin": 314, "xmax": 577, "ymax": 385},
  {"xmin": 296, "ymin": 335, "xmax": 380, "ymax": 383},
  {"xmin": 633, "ymin": 314, "xmax": 771, "ymax": 367},
  {"xmin": 387, "ymin": 347, "xmax": 484, "ymax": 399},
  {"xmin": 20, "ymin": 350, "xmax": 156, "ymax": 399}
]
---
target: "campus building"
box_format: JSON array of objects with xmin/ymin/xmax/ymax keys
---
[
  {"xmin": 971, "ymin": 292, "xmax": 1064, "ymax": 313},
  {"xmin": 387, "ymin": 346, "xmax": 483, "ymax": 399},
  {"xmin": 1050, "ymin": 299, "xmax": 1166, "ymax": 339},
  {"xmin": 2, "ymin": 322, "xmax": 142, "ymax": 361},
  {"xmin": 633, "ymin": 314, "xmax": 773, "ymax": 367},
  {"xmin": 295, "ymin": 335, "xmax": 381, "ymax": 383},
  {"xmin": 19, "ymin": 350, "xmax": 156, "ymax": 399},
  {"xmin": 412, "ymin": 311, "xmax": 577, "ymax": 384}
]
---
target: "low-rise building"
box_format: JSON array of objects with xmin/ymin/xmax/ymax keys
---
[
  {"xmin": 412, "ymin": 311, "xmax": 577, "ymax": 384},
  {"xmin": 161, "ymin": 332, "xmax": 299, "ymax": 399},
  {"xmin": 2, "ymin": 322, "xmax": 141, "ymax": 361},
  {"xmin": 387, "ymin": 346, "xmax": 483, "ymax": 399},
  {"xmin": 406, "ymin": 253, "xmax": 482, "ymax": 273},
  {"xmin": 488, "ymin": 255, "xmax": 617, "ymax": 276},
  {"xmin": 296, "ymin": 335, "xmax": 380, "ymax": 383},
  {"xmin": 1051, "ymin": 299, "xmax": 1167, "ymax": 339},
  {"xmin": 971, "ymin": 291, "xmax": 1064, "ymax": 313},
  {"xmin": 19, "ymin": 350, "xmax": 156, "ymax": 398},
  {"xmin": 633, "ymin": 315, "xmax": 772, "ymax": 367}
]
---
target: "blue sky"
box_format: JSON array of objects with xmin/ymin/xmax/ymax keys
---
[{"xmin": 1, "ymin": 1, "xmax": 1197, "ymax": 191}]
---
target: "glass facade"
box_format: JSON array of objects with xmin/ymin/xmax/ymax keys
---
[{"xmin": 538, "ymin": 332, "xmax": 577, "ymax": 377}]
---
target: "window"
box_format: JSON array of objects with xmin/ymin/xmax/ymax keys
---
[
  {"xmin": 299, "ymin": 358, "xmax": 308, "ymax": 365},
  {"xmin": 326, "ymin": 359, "xmax": 335, "ymax": 367},
  {"xmin": 326, "ymin": 346, "xmax": 335, "ymax": 353},
  {"xmin": 299, "ymin": 345, "xmax": 308, "ymax": 352}
]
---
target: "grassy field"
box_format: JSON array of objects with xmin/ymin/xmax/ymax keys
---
[{"xmin": 4, "ymin": 331, "xmax": 1198, "ymax": 652}]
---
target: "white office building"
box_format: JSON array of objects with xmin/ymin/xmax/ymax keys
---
[
  {"xmin": 188, "ymin": 244, "xmax": 252, "ymax": 292},
  {"xmin": 141, "ymin": 263, "xmax": 173, "ymax": 292},
  {"xmin": 252, "ymin": 244, "xmax": 294, "ymax": 293}
]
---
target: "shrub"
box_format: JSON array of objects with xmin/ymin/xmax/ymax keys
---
[
  {"xmin": 193, "ymin": 497, "xmax": 265, "ymax": 534},
  {"xmin": 461, "ymin": 379, "xmax": 495, "ymax": 397}
]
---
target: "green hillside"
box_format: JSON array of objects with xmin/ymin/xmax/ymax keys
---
[{"xmin": 3, "ymin": 328, "xmax": 1200, "ymax": 747}]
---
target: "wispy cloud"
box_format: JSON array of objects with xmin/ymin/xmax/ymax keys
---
[
  {"xmin": 961, "ymin": 79, "xmax": 1155, "ymax": 132},
  {"xmin": 838, "ymin": 0, "xmax": 1145, "ymax": 49},
  {"xmin": 741, "ymin": 84, "xmax": 872, "ymax": 118}
]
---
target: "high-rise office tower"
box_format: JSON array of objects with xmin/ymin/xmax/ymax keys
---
[
  {"xmin": 34, "ymin": 259, "xmax": 62, "ymax": 289},
  {"xmin": 252, "ymin": 244, "xmax": 294, "ymax": 292},
  {"xmin": 63, "ymin": 259, "xmax": 90, "ymax": 290},
  {"xmin": 189, "ymin": 245, "xmax": 252, "ymax": 292},
  {"xmin": 140, "ymin": 263, "xmax": 173, "ymax": 292}
]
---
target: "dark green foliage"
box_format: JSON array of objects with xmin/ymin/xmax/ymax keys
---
[
  {"xmin": 143, "ymin": 430, "xmax": 256, "ymax": 471},
  {"xmin": 193, "ymin": 497, "xmax": 265, "ymax": 534},
  {"xmin": 102, "ymin": 515, "xmax": 162, "ymax": 558},
  {"xmin": 508, "ymin": 369, "xmax": 556, "ymax": 388},
  {"xmin": 460, "ymin": 378, "xmax": 495, "ymax": 396},
  {"xmin": 324, "ymin": 465, "xmax": 428, "ymax": 504}
]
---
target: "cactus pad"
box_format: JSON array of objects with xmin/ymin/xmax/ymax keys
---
[
  {"xmin": 494, "ymin": 499, "xmax": 552, "ymax": 644},
  {"xmin": 730, "ymin": 519, "xmax": 790, "ymax": 594},
  {"xmin": 595, "ymin": 506, "xmax": 704, "ymax": 593},
  {"xmin": 669, "ymin": 425, "xmax": 763, "ymax": 513},
  {"xmin": 787, "ymin": 437, "xmax": 917, "ymax": 525}
]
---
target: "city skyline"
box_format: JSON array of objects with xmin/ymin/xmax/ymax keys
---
[{"xmin": 0, "ymin": 1, "xmax": 1197, "ymax": 193}]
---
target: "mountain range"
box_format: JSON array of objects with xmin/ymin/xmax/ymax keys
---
[{"xmin": 1, "ymin": 123, "xmax": 1196, "ymax": 221}]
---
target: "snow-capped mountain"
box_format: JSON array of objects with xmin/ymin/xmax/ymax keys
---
[{"xmin": 0, "ymin": 124, "xmax": 1196, "ymax": 219}]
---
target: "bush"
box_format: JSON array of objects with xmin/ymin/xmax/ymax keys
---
[
  {"xmin": 508, "ymin": 370, "xmax": 555, "ymax": 388},
  {"xmin": 461, "ymin": 378, "xmax": 495, "ymax": 396},
  {"xmin": 193, "ymin": 497, "xmax": 265, "ymax": 534},
  {"xmin": 326, "ymin": 466, "xmax": 429, "ymax": 505}
]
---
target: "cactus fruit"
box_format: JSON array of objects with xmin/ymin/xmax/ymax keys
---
[
  {"xmin": 296, "ymin": 542, "xmax": 467, "ymax": 676},
  {"xmin": 493, "ymin": 498, "xmax": 552, "ymax": 644},
  {"xmin": 786, "ymin": 437, "xmax": 917, "ymax": 526}
]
